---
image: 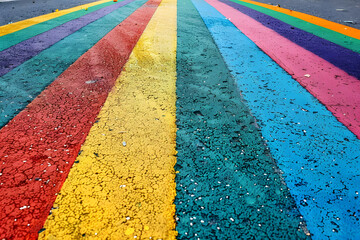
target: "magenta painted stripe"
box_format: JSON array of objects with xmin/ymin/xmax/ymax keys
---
[
  {"xmin": 220, "ymin": 0, "xmax": 360, "ymax": 79},
  {"xmin": 205, "ymin": 0, "xmax": 360, "ymax": 139},
  {"xmin": 0, "ymin": 0, "xmax": 134, "ymax": 77}
]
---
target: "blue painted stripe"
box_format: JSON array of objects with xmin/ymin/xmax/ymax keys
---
[
  {"xmin": 192, "ymin": 0, "xmax": 360, "ymax": 239},
  {"xmin": 220, "ymin": 0, "xmax": 360, "ymax": 80},
  {"xmin": 175, "ymin": 0, "xmax": 309, "ymax": 239}
]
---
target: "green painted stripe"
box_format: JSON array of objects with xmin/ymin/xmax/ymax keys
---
[
  {"xmin": 0, "ymin": 0, "xmax": 147, "ymax": 128},
  {"xmin": 230, "ymin": 0, "xmax": 360, "ymax": 53},
  {"xmin": 174, "ymin": 0, "xmax": 310, "ymax": 238},
  {"xmin": 194, "ymin": 0, "xmax": 360, "ymax": 237},
  {"xmin": 0, "ymin": 1, "xmax": 117, "ymax": 51}
]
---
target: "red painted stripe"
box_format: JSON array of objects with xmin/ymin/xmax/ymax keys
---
[
  {"xmin": 0, "ymin": 0, "xmax": 161, "ymax": 239},
  {"xmin": 206, "ymin": 0, "xmax": 360, "ymax": 139}
]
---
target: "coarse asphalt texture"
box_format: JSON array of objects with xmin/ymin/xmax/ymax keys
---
[
  {"xmin": 175, "ymin": 0, "xmax": 310, "ymax": 239},
  {"xmin": 252, "ymin": 0, "xmax": 360, "ymax": 29},
  {"xmin": 1, "ymin": 0, "xmax": 360, "ymax": 29},
  {"xmin": 0, "ymin": 0, "xmax": 99, "ymax": 25},
  {"xmin": 0, "ymin": 0, "xmax": 360, "ymax": 239}
]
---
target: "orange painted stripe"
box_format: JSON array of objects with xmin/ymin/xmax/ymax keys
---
[
  {"xmin": 239, "ymin": 0, "xmax": 360, "ymax": 40},
  {"xmin": 0, "ymin": 0, "xmax": 112, "ymax": 36}
]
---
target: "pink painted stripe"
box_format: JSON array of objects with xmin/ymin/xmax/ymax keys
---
[{"xmin": 205, "ymin": 0, "xmax": 360, "ymax": 139}]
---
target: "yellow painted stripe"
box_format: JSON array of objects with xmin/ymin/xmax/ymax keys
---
[
  {"xmin": 239, "ymin": 0, "xmax": 360, "ymax": 40},
  {"xmin": 0, "ymin": 0, "xmax": 112, "ymax": 36},
  {"xmin": 39, "ymin": 0, "xmax": 177, "ymax": 239}
]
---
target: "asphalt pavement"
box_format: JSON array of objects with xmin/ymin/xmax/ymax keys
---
[
  {"xmin": 1, "ymin": 0, "xmax": 360, "ymax": 239},
  {"xmin": 1, "ymin": 0, "xmax": 360, "ymax": 28},
  {"xmin": 0, "ymin": 0, "xmax": 99, "ymax": 25},
  {"xmin": 253, "ymin": 0, "xmax": 360, "ymax": 29}
]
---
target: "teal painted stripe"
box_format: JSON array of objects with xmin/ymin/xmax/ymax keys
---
[
  {"xmin": 221, "ymin": 0, "xmax": 360, "ymax": 79},
  {"xmin": 175, "ymin": 0, "xmax": 310, "ymax": 239},
  {"xmin": 0, "ymin": 0, "xmax": 147, "ymax": 128},
  {"xmin": 191, "ymin": 0, "xmax": 360, "ymax": 239},
  {"xmin": 0, "ymin": 1, "xmax": 116, "ymax": 51}
]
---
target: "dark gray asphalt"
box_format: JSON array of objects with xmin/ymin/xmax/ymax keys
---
[
  {"xmin": 253, "ymin": 0, "xmax": 360, "ymax": 29},
  {"xmin": 0, "ymin": 0, "xmax": 99, "ymax": 26},
  {"xmin": 1, "ymin": 0, "xmax": 359, "ymax": 29}
]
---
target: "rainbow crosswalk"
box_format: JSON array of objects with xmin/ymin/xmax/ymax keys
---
[{"xmin": 0, "ymin": 0, "xmax": 359, "ymax": 239}]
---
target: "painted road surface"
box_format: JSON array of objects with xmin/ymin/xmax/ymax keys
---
[
  {"xmin": 0, "ymin": 0, "xmax": 359, "ymax": 239},
  {"xmin": 251, "ymin": 0, "xmax": 360, "ymax": 30}
]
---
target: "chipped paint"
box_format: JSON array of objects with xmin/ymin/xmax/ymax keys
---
[
  {"xmin": 191, "ymin": 0, "xmax": 360, "ymax": 238},
  {"xmin": 0, "ymin": 0, "xmax": 359, "ymax": 238},
  {"xmin": 0, "ymin": 0, "xmax": 155, "ymax": 238},
  {"xmin": 175, "ymin": 0, "xmax": 310, "ymax": 238},
  {"xmin": 0, "ymin": 0, "xmax": 146, "ymax": 128},
  {"xmin": 39, "ymin": 0, "xmax": 178, "ymax": 238}
]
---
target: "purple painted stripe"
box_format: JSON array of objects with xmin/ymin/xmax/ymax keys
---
[
  {"xmin": 0, "ymin": 0, "xmax": 134, "ymax": 77},
  {"xmin": 220, "ymin": 0, "xmax": 360, "ymax": 79}
]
